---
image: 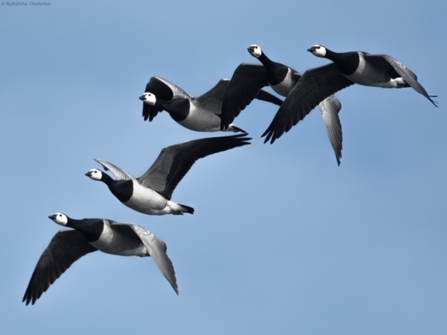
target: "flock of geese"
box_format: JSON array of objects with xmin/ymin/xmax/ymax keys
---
[{"xmin": 23, "ymin": 44, "xmax": 437, "ymax": 305}]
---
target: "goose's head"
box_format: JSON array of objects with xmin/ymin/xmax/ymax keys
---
[
  {"xmin": 85, "ymin": 168, "xmax": 103, "ymax": 181},
  {"xmin": 49, "ymin": 212, "xmax": 68, "ymax": 226},
  {"xmin": 247, "ymin": 44, "xmax": 262, "ymax": 58},
  {"xmin": 307, "ymin": 45, "xmax": 327, "ymax": 58},
  {"xmin": 139, "ymin": 92, "xmax": 157, "ymax": 105}
]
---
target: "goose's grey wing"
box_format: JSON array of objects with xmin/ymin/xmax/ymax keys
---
[
  {"xmin": 94, "ymin": 158, "xmax": 135, "ymax": 180},
  {"xmin": 23, "ymin": 230, "xmax": 97, "ymax": 305},
  {"xmin": 366, "ymin": 54, "xmax": 438, "ymax": 107},
  {"xmin": 194, "ymin": 79, "xmax": 230, "ymax": 113},
  {"xmin": 221, "ymin": 64, "xmax": 270, "ymax": 129},
  {"xmin": 262, "ymin": 63, "xmax": 354, "ymax": 144},
  {"xmin": 129, "ymin": 224, "xmax": 178, "ymax": 294},
  {"xmin": 142, "ymin": 76, "xmax": 191, "ymax": 121},
  {"xmin": 319, "ymin": 95, "xmax": 343, "ymax": 166},
  {"xmin": 137, "ymin": 134, "xmax": 251, "ymax": 199}
]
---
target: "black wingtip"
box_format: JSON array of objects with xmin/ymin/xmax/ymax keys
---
[
  {"xmin": 22, "ymin": 295, "xmax": 30, "ymax": 306},
  {"xmin": 230, "ymin": 125, "xmax": 248, "ymax": 134},
  {"xmin": 335, "ymin": 151, "xmax": 342, "ymax": 167},
  {"xmin": 22, "ymin": 291, "xmax": 37, "ymax": 306},
  {"xmin": 179, "ymin": 204, "xmax": 194, "ymax": 215},
  {"xmin": 261, "ymin": 128, "xmax": 276, "ymax": 144},
  {"xmin": 428, "ymin": 95, "xmax": 439, "ymax": 108}
]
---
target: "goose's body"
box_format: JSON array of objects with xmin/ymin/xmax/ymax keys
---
[
  {"xmin": 23, "ymin": 213, "xmax": 178, "ymax": 305},
  {"xmin": 85, "ymin": 134, "xmax": 251, "ymax": 215},
  {"xmin": 262, "ymin": 45, "xmax": 438, "ymax": 144},
  {"xmin": 222, "ymin": 44, "xmax": 344, "ymax": 165},
  {"xmin": 105, "ymin": 176, "xmax": 183, "ymax": 215},
  {"xmin": 139, "ymin": 76, "xmax": 281, "ymax": 133}
]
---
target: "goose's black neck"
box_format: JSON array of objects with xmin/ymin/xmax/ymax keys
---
[
  {"xmin": 257, "ymin": 51, "xmax": 274, "ymax": 68},
  {"xmin": 99, "ymin": 172, "xmax": 115, "ymax": 187},
  {"xmin": 101, "ymin": 174, "xmax": 133, "ymax": 203},
  {"xmin": 323, "ymin": 48, "xmax": 341, "ymax": 62},
  {"xmin": 165, "ymin": 98, "xmax": 190, "ymax": 122},
  {"xmin": 324, "ymin": 49, "xmax": 360, "ymax": 76},
  {"xmin": 67, "ymin": 217, "xmax": 104, "ymax": 242},
  {"xmin": 257, "ymin": 52, "xmax": 290, "ymax": 86},
  {"xmin": 154, "ymin": 97, "xmax": 169, "ymax": 108}
]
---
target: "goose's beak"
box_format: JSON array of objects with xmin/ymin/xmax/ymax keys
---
[{"xmin": 139, "ymin": 95, "xmax": 145, "ymax": 101}]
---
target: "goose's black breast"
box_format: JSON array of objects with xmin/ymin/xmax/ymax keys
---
[
  {"xmin": 335, "ymin": 52, "xmax": 360, "ymax": 76},
  {"xmin": 166, "ymin": 98, "xmax": 190, "ymax": 122},
  {"xmin": 108, "ymin": 180, "xmax": 133, "ymax": 203},
  {"xmin": 266, "ymin": 63, "xmax": 290, "ymax": 86},
  {"xmin": 77, "ymin": 219, "xmax": 105, "ymax": 242}
]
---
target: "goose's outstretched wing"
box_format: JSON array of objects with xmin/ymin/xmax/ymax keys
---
[
  {"xmin": 23, "ymin": 230, "xmax": 97, "ymax": 305},
  {"xmin": 195, "ymin": 79, "xmax": 230, "ymax": 113},
  {"xmin": 130, "ymin": 224, "xmax": 178, "ymax": 295},
  {"xmin": 221, "ymin": 64, "xmax": 270, "ymax": 129},
  {"xmin": 138, "ymin": 134, "xmax": 251, "ymax": 199},
  {"xmin": 262, "ymin": 63, "xmax": 354, "ymax": 144},
  {"xmin": 319, "ymin": 95, "xmax": 343, "ymax": 166},
  {"xmin": 94, "ymin": 158, "xmax": 135, "ymax": 180},
  {"xmin": 366, "ymin": 54, "xmax": 438, "ymax": 107}
]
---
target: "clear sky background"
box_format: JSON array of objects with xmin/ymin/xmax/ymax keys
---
[{"xmin": 1, "ymin": 1, "xmax": 446, "ymax": 334}]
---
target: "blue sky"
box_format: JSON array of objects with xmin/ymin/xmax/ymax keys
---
[{"xmin": 1, "ymin": 1, "xmax": 446, "ymax": 334}]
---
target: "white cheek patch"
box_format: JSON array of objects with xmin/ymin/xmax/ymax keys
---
[
  {"xmin": 249, "ymin": 45, "xmax": 262, "ymax": 58},
  {"xmin": 146, "ymin": 93, "xmax": 156, "ymax": 105},
  {"xmin": 89, "ymin": 169, "xmax": 102, "ymax": 180},
  {"xmin": 310, "ymin": 45, "xmax": 325, "ymax": 57},
  {"xmin": 315, "ymin": 47, "xmax": 326, "ymax": 57},
  {"xmin": 52, "ymin": 213, "xmax": 68, "ymax": 226}
]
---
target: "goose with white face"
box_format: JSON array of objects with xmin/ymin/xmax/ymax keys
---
[
  {"xmin": 48, "ymin": 212, "xmax": 68, "ymax": 226},
  {"xmin": 139, "ymin": 92, "xmax": 157, "ymax": 105},
  {"xmin": 140, "ymin": 75, "xmax": 279, "ymax": 133},
  {"xmin": 22, "ymin": 213, "xmax": 179, "ymax": 305},
  {"xmin": 307, "ymin": 45, "xmax": 327, "ymax": 57},
  {"xmin": 83, "ymin": 135, "xmax": 251, "ymax": 216},
  {"xmin": 247, "ymin": 44, "xmax": 262, "ymax": 58},
  {"xmin": 262, "ymin": 43, "xmax": 438, "ymax": 149},
  {"xmin": 85, "ymin": 169, "xmax": 103, "ymax": 181}
]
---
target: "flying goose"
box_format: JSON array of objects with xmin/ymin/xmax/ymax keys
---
[
  {"xmin": 221, "ymin": 44, "xmax": 344, "ymax": 165},
  {"xmin": 23, "ymin": 213, "xmax": 178, "ymax": 305},
  {"xmin": 262, "ymin": 44, "xmax": 438, "ymax": 144},
  {"xmin": 139, "ymin": 76, "xmax": 282, "ymax": 133},
  {"xmin": 85, "ymin": 134, "xmax": 251, "ymax": 215}
]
